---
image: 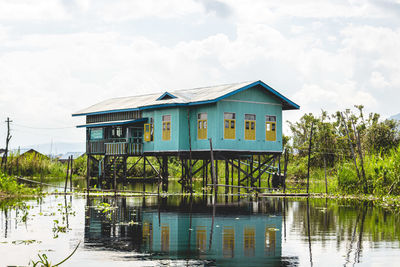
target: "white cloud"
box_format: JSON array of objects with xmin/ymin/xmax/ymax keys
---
[
  {"xmin": 293, "ymin": 81, "xmax": 377, "ymax": 113},
  {"xmin": 93, "ymin": 0, "xmax": 203, "ymax": 21},
  {"xmin": 0, "ymin": 0, "xmax": 69, "ymax": 21},
  {"xmin": 1, "ymin": 0, "xmax": 400, "ymax": 147},
  {"xmin": 370, "ymin": 71, "xmax": 389, "ymax": 88}
]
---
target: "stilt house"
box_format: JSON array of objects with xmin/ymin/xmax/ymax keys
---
[{"xmin": 73, "ymin": 80, "xmax": 299, "ymax": 190}]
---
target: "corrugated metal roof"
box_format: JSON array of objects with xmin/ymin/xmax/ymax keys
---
[
  {"xmin": 77, "ymin": 118, "xmax": 148, "ymax": 128},
  {"xmin": 59, "ymin": 152, "xmax": 85, "ymax": 160},
  {"xmin": 72, "ymin": 80, "xmax": 299, "ymax": 116}
]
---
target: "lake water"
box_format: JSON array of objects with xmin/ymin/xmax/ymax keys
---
[{"xmin": 0, "ymin": 191, "xmax": 399, "ymax": 266}]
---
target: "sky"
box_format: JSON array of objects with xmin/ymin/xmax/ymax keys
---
[{"xmin": 1, "ymin": 0, "xmax": 400, "ymax": 152}]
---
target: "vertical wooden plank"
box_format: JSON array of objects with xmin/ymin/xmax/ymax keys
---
[
  {"xmin": 341, "ymin": 113, "xmax": 361, "ymax": 189},
  {"xmin": 64, "ymin": 156, "xmax": 70, "ymax": 193},
  {"xmin": 231, "ymin": 158, "xmax": 234, "ymax": 195},
  {"xmin": 70, "ymin": 155, "xmax": 73, "ymax": 191},
  {"xmin": 225, "ymin": 159, "xmax": 229, "ymax": 195},
  {"xmin": 113, "ymin": 156, "xmax": 117, "ymax": 195},
  {"xmin": 86, "ymin": 129, "xmax": 91, "ymax": 193},
  {"xmin": 306, "ymin": 121, "xmax": 314, "ymax": 194},
  {"xmin": 209, "ymin": 138, "xmax": 216, "ymax": 202}
]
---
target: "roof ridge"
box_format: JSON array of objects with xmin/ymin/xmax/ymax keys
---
[{"xmin": 170, "ymin": 80, "xmax": 257, "ymax": 93}]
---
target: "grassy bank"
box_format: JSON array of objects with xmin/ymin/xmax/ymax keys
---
[
  {"xmin": 5, "ymin": 152, "xmax": 66, "ymax": 178},
  {"xmin": 0, "ymin": 171, "xmax": 39, "ymax": 196},
  {"xmin": 286, "ymin": 144, "xmax": 400, "ymax": 197}
]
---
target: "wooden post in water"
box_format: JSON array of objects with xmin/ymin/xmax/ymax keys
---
[
  {"xmin": 209, "ymin": 138, "xmax": 216, "ymax": 203},
  {"xmin": 215, "ymin": 158, "xmax": 219, "ymax": 195},
  {"xmin": 283, "ymin": 150, "xmax": 289, "ymax": 193},
  {"xmin": 162, "ymin": 155, "xmax": 169, "ymax": 192},
  {"xmin": 64, "ymin": 156, "xmax": 70, "ymax": 193},
  {"xmin": 352, "ymin": 119, "xmax": 368, "ymax": 194},
  {"xmin": 307, "ymin": 198, "xmax": 313, "ymax": 266},
  {"xmin": 307, "ymin": 121, "xmax": 314, "ymax": 195},
  {"xmin": 187, "ymin": 109, "xmax": 193, "ymax": 192},
  {"xmin": 341, "ymin": 113, "xmax": 361, "ymax": 183},
  {"xmin": 231, "ymin": 159, "xmax": 234, "ymax": 195},
  {"xmin": 238, "ymin": 158, "xmax": 241, "ymax": 194},
  {"xmin": 225, "ymin": 159, "xmax": 229, "ymax": 194},
  {"xmin": 113, "ymin": 156, "xmax": 117, "ymax": 195},
  {"xmin": 323, "ymin": 156, "xmax": 328, "ymax": 194},
  {"xmin": 86, "ymin": 129, "xmax": 91, "ymax": 193},
  {"xmin": 1, "ymin": 117, "xmax": 12, "ymax": 172},
  {"xmin": 69, "ymin": 156, "xmax": 73, "ymax": 192},
  {"xmin": 143, "ymin": 156, "xmax": 146, "ymax": 193}
]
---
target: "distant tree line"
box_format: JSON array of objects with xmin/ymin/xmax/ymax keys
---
[{"xmin": 286, "ymin": 105, "xmax": 400, "ymax": 195}]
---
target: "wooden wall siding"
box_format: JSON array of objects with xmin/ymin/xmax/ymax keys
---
[
  {"xmin": 86, "ymin": 110, "xmax": 142, "ymax": 124},
  {"xmin": 185, "ymin": 86, "xmax": 282, "ymax": 152},
  {"xmin": 139, "ymin": 85, "xmax": 283, "ymax": 153},
  {"xmin": 86, "ymin": 84, "xmax": 285, "ymax": 154}
]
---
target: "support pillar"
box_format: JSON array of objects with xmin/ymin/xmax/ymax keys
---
[
  {"xmin": 162, "ymin": 155, "xmax": 169, "ymax": 192},
  {"xmin": 225, "ymin": 159, "xmax": 229, "ymax": 195}
]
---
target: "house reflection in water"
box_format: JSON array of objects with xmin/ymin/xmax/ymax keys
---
[{"xmin": 84, "ymin": 197, "xmax": 283, "ymax": 266}]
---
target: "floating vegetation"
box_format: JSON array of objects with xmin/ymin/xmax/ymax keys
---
[
  {"xmin": 12, "ymin": 240, "xmax": 42, "ymax": 245},
  {"xmin": 30, "ymin": 241, "xmax": 80, "ymax": 267},
  {"xmin": 117, "ymin": 220, "xmax": 140, "ymax": 226},
  {"xmin": 52, "ymin": 219, "xmax": 68, "ymax": 239}
]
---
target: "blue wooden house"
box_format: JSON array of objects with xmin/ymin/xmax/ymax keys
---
[{"xmin": 73, "ymin": 80, "xmax": 299, "ymax": 191}]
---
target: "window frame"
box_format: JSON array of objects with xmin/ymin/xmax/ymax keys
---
[
  {"xmin": 265, "ymin": 115, "xmax": 277, "ymax": 141},
  {"xmin": 162, "ymin": 115, "xmax": 171, "ymax": 141},
  {"xmin": 197, "ymin": 112, "xmax": 208, "ymax": 140},
  {"xmin": 224, "ymin": 112, "xmax": 236, "ymax": 140},
  {"xmin": 244, "ymin": 113, "xmax": 256, "ymax": 141}
]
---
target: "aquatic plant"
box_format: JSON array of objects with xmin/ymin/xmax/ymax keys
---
[
  {"xmin": 30, "ymin": 241, "xmax": 80, "ymax": 267},
  {"xmin": 0, "ymin": 171, "xmax": 38, "ymax": 195}
]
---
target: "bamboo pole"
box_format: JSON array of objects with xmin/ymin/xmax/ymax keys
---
[
  {"xmin": 64, "ymin": 157, "xmax": 70, "ymax": 193},
  {"xmin": 86, "ymin": 129, "xmax": 91, "ymax": 193},
  {"xmin": 307, "ymin": 121, "xmax": 314, "ymax": 194},
  {"xmin": 351, "ymin": 118, "xmax": 368, "ymax": 194},
  {"xmin": 187, "ymin": 109, "xmax": 193, "ymax": 192},
  {"xmin": 340, "ymin": 113, "xmax": 361, "ymax": 181},
  {"xmin": 113, "ymin": 156, "xmax": 117, "ymax": 195},
  {"xmin": 324, "ymin": 156, "xmax": 328, "ymax": 194},
  {"xmin": 209, "ymin": 138, "xmax": 216, "ymax": 203},
  {"xmin": 69, "ymin": 156, "xmax": 73, "ymax": 192}
]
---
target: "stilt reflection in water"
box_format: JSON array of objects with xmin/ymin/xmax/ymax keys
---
[{"xmin": 84, "ymin": 196, "xmax": 286, "ymax": 266}]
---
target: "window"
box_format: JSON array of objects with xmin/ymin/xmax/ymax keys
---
[
  {"xmin": 162, "ymin": 115, "xmax": 171, "ymax": 141},
  {"xmin": 144, "ymin": 122, "xmax": 153, "ymax": 142},
  {"xmin": 223, "ymin": 227, "xmax": 235, "ymax": 258},
  {"xmin": 90, "ymin": 128, "xmax": 103, "ymax": 140},
  {"xmin": 224, "ymin": 112, "xmax": 236, "ymax": 139},
  {"xmin": 108, "ymin": 126, "xmax": 125, "ymax": 139},
  {"xmin": 265, "ymin": 227, "xmax": 276, "ymax": 255},
  {"xmin": 197, "ymin": 113, "xmax": 207, "ymax": 140},
  {"xmin": 244, "ymin": 226, "xmax": 255, "ymax": 257},
  {"xmin": 265, "ymin": 115, "xmax": 276, "ymax": 141},
  {"xmin": 245, "ymin": 114, "xmax": 256, "ymax": 140}
]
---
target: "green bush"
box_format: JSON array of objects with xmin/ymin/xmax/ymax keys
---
[
  {"xmin": 0, "ymin": 171, "xmax": 36, "ymax": 195},
  {"xmin": 337, "ymin": 161, "xmax": 360, "ymax": 193},
  {"xmin": 6, "ymin": 152, "xmax": 66, "ymax": 178},
  {"xmin": 73, "ymin": 155, "xmax": 87, "ymax": 176}
]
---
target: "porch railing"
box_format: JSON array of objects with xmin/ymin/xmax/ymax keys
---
[{"xmin": 89, "ymin": 139, "xmax": 143, "ymax": 156}]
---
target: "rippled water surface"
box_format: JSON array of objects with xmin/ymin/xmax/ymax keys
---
[{"xmin": 1, "ymin": 192, "xmax": 399, "ymax": 266}]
